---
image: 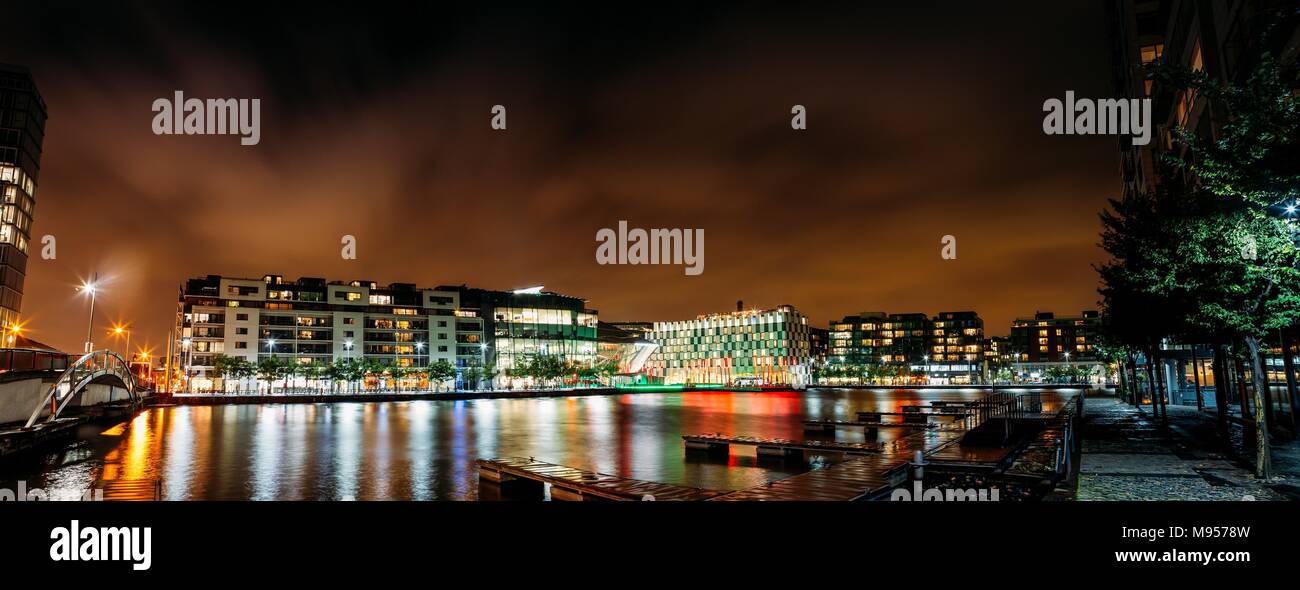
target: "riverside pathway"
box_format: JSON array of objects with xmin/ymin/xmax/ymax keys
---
[{"xmin": 1076, "ymin": 396, "xmax": 1291, "ymax": 500}]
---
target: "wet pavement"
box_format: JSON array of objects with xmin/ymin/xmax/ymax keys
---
[{"xmin": 1076, "ymin": 396, "xmax": 1293, "ymax": 501}]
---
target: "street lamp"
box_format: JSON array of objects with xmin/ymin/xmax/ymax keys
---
[
  {"xmin": 267, "ymin": 338, "xmax": 277, "ymax": 356},
  {"xmin": 922, "ymin": 354, "xmax": 930, "ymax": 384},
  {"xmin": 79, "ymin": 274, "xmax": 99, "ymax": 353},
  {"xmin": 110, "ymin": 324, "xmax": 131, "ymax": 359}
]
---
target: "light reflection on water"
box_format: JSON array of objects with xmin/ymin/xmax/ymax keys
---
[{"xmin": 8, "ymin": 388, "xmax": 1009, "ymax": 500}]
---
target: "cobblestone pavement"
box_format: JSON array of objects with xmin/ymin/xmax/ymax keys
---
[{"xmin": 1076, "ymin": 396, "xmax": 1292, "ymax": 501}]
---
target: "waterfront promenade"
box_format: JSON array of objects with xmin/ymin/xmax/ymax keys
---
[{"xmin": 1076, "ymin": 395, "xmax": 1296, "ymax": 501}]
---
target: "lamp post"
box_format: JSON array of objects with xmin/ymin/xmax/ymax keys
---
[
  {"xmin": 79, "ymin": 274, "xmax": 99, "ymax": 353},
  {"xmin": 922, "ymin": 354, "xmax": 929, "ymax": 385},
  {"xmin": 111, "ymin": 324, "xmax": 131, "ymax": 359}
]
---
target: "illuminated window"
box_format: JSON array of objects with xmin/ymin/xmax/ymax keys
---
[{"xmin": 1140, "ymin": 43, "xmax": 1163, "ymax": 64}]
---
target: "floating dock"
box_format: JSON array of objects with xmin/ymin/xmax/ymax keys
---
[
  {"xmin": 682, "ymin": 433, "xmax": 883, "ymax": 457},
  {"xmin": 476, "ymin": 457, "xmax": 728, "ymax": 501}
]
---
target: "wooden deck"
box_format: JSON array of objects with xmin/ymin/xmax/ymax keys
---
[
  {"xmin": 476, "ymin": 457, "xmax": 728, "ymax": 501},
  {"xmin": 682, "ymin": 433, "xmax": 883, "ymax": 457},
  {"xmin": 100, "ymin": 479, "xmax": 162, "ymax": 501},
  {"xmin": 710, "ymin": 454, "xmax": 910, "ymax": 501},
  {"xmin": 855, "ymin": 410, "xmax": 969, "ymax": 424},
  {"xmin": 802, "ymin": 419, "xmax": 935, "ymax": 433}
]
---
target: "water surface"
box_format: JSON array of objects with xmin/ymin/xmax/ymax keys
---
[{"xmin": 9, "ymin": 388, "xmax": 1004, "ymax": 500}]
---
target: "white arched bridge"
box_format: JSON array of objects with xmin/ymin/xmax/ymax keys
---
[{"xmin": 21, "ymin": 349, "xmax": 137, "ymax": 428}]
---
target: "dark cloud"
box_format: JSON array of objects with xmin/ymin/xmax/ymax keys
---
[{"xmin": 2, "ymin": 1, "xmax": 1117, "ymax": 353}]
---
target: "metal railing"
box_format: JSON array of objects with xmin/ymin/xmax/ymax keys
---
[
  {"xmin": 0, "ymin": 348, "xmax": 72, "ymax": 374},
  {"xmin": 24, "ymin": 349, "xmax": 137, "ymax": 428}
]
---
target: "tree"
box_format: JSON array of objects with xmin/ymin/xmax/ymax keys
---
[
  {"xmin": 1100, "ymin": 53, "xmax": 1300, "ymax": 476},
  {"xmin": 427, "ymin": 359, "xmax": 456, "ymax": 392},
  {"xmin": 211, "ymin": 354, "xmax": 238, "ymax": 394},
  {"xmin": 323, "ymin": 359, "xmax": 346, "ymax": 394},
  {"xmin": 361, "ymin": 358, "xmax": 386, "ymax": 392},
  {"xmin": 277, "ymin": 359, "xmax": 299, "ymax": 393},
  {"xmin": 595, "ymin": 358, "xmax": 621, "ymax": 386},
  {"xmin": 480, "ymin": 355, "xmax": 499, "ymax": 390},
  {"xmin": 256, "ymin": 357, "xmax": 282, "ymax": 394},
  {"xmin": 460, "ymin": 363, "xmax": 482, "ymax": 390},
  {"xmin": 342, "ymin": 359, "xmax": 366, "ymax": 393}
]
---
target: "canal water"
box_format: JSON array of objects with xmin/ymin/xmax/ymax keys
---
[{"xmin": 6, "ymin": 388, "xmax": 1006, "ymax": 500}]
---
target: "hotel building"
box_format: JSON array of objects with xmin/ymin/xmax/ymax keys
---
[
  {"xmin": 176, "ymin": 274, "xmax": 484, "ymax": 390},
  {"xmin": 645, "ymin": 304, "xmax": 813, "ymax": 387},
  {"xmin": 0, "ymin": 64, "xmax": 47, "ymax": 330}
]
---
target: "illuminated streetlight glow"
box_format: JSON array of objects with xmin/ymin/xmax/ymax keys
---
[
  {"xmin": 79, "ymin": 273, "xmax": 100, "ymax": 353},
  {"xmin": 109, "ymin": 323, "xmax": 132, "ymax": 359}
]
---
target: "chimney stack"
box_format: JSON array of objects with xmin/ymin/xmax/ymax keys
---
[{"xmin": 737, "ymin": 300, "xmax": 743, "ymax": 312}]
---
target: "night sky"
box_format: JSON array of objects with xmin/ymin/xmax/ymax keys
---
[{"xmin": 2, "ymin": 1, "xmax": 1118, "ymax": 354}]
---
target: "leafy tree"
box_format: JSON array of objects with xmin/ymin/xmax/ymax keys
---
[
  {"xmin": 256, "ymin": 357, "xmax": 282, "ymax": 394},
  {"xmin": 343, "ymin": 359, "xmax": 366, "ymax": 393},
  {"xmin": 361, "ymin": 358, "xmax": 386, "ymax": 392},
  {"xmin": 460, "ymin": 363, "xmax": 482, "ymax": 390},
  {"xmin": 324, "ymin": 359, "xmax": 347, "ymax": 393},
  {"xmin": 595, "ymin": 358, "xmax": 621, "ymax": 385},
  {"xmin": 211, "ymin": 354, "xmax": 238, "ymax": 394},
  {"xmin": 427, "ymin": 358, "xmax": 456, "ymax": 391},
  {"xmin": 1100, "ymin": 53, "xmax": 1300, "ymax": 477}
]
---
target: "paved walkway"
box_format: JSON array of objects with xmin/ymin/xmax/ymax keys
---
[{"xmin": 1075, "ymin": 396, "xmax": 1293, "ymax": 501}]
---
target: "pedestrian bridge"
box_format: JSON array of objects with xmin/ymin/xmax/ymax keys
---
[{"xmin": 0, "ymin": 349, "xmax": 138, "ymax": 428}]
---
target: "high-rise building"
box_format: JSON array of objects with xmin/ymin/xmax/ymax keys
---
[
  {"xmin": 645, "ymin": 304, "xmax": 813, "ymax": 387},
  {"xmin": 0, "ymin": 64, "xmax": 47, "ymax": 330},
  {"xmin": 176, "ymin": 274, "xmax": 484, "ymax": 391}
]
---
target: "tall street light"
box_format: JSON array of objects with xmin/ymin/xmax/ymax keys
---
[
  {"xmin": 79, "ymin": 273, "xmax": 99, "ymax": 353},
  {"xmin": 111, "ymin": 324, "xmax": 131, "ymax": 359}
]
